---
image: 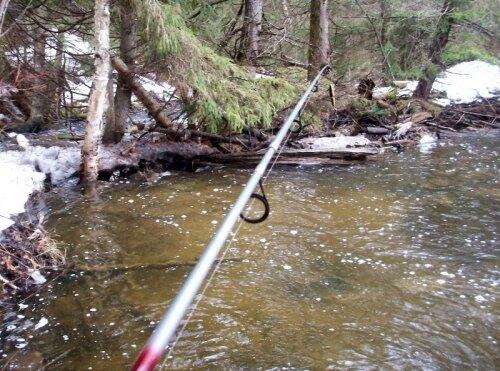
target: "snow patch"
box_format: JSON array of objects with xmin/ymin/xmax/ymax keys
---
[
  {"xmin": 64, "ymin": 76, "xmax": 92, "ymax": 103},
  {"xmin": 15, "ymin": 134, "xmax": 30, "ymax": 150},
  {"xmin": 374, "ymin": 60, "xmax": 500, "ymax": 105},
  {"xmin": 372, "ymin": 86, "xmax": 393, "ymax": 99},
  {"xmin": 137, "ymin": 76, "xmax": 176, "ymax": 101},
  {"xmin": 433, "ymin": 61, "xmax": 500, "ymax": 104},
  {"xmin": 398, "ymin": 81, "xmax": 419, "ymax": 98},
  {"xmin": 0, "ymin": 144, "xmax": 81, "ymax": 233},
  {"xmin": 298, "ymin": 135, "xmax": 372, "ymax": 150},
  {"xmin": 64, "ymin": 33, "xmax": 93, "ymax": 56},
  {"xmin": 474, "ymin": 295, "xmax": 487, "ymax": 303}
]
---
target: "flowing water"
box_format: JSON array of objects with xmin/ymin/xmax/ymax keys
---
[{"xmin": 1, "ymin": 133, "xmax": 498, "ymax": 369}]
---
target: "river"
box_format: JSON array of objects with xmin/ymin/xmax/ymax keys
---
[{"xmin": 1, "ymin": 132, "xmax": 498, "ymax": 369}]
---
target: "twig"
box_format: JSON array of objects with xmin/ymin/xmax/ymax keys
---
[{"xmin": 0, "ymin": 273, "xmax": 19, "ymax": 290}]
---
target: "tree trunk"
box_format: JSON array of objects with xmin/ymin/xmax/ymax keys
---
[
  {"xmin": 379, "ymin": 0, "xmax": 389, "ymax": 81},
  {"xmin": 111, "ymin": 55, "xmax": 173, "ymax": 128},
  {"xmin": 0, "ymin": 0, "xmax": 11, "ymax": 34},
  {"xmin": 53, "ymin": 32, "xmax": 64, "ymax": 121},
  {"xmin": 104, "ymin": 70, "xmax": 115, "ymax": 140},
  {"xmin": 413, "ymin": 0, "xmax": 453, "ymax": 99},
  {"xmin": 307, "ymin": 0, "xmax": 330, "ymax": 80},
  {"xmin": 238, "ymin": 0, "xmax": 263, "ymax": 67},
  {"xmin": 379, "ymin": 0, "xmax": 388, "ymax": 46},
  {"xmin": 103, "ymin": 0, "xmax": 136, "ymax": 144},
  {"xmin": 81, "ymin": 0, "xmax": 111, "ymax": 185},
  {"xmin": 30, "ymin": 19, "xmax": 48, "ymax": 130}
]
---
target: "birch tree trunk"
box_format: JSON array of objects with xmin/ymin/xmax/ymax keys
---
[
  {"xmin": 0, "ymin": 0, "xmax": 10, "ymax": 35},
  {"xmin": 238, "ymin": 0, "xmax": 263, "ymax": 67},
  {"xmin": 307, "ymin": 0, "xmax": 330, "ymax": 80},
  {"xmin": 413, "ymin": 0, "xmax": 453, "ymax": 99},
  {"xmin": 379, "ymin": 0, "xmax": 390, "ymax": 81},
  {"xmin": 103, "ymin": 0, "xmax": 136, "ymax": 144},
  {"xmin": 81, "ymin": 0, "xmax": 111, "ymax": 185}
]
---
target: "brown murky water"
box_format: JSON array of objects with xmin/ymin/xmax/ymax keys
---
[{"xmin": 1, "ymin": 133, "xmax": 498, "ymax": 369}]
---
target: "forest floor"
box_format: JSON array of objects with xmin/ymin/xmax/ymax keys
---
[{"xmin": 0, "ymin": 60, "xmax": 499, "ymax": 299}]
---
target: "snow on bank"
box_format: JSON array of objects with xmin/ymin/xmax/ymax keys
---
[
  {"xmin": 374, "ymin": 60, "xmax": 500, "ymax": 105},
  {"xmin": 433, "ymin": 61, "xmax": 500, "ymax": 105},
  {"xmin": 0, "ymin": 139, "xmax": 80, "ymax": 233},
  {"xmin": 298, "ymin": 135, "xmax": 373, "ymax": 150},
  {"xmin": 0, "ymin": 156, "xmax": 45, "ymax": 231}
]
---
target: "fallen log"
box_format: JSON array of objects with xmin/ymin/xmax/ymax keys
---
[
  {"xmin": 112, "ymin": 56, "xmax": 268, "ymax": 149},
  {"xmin": 195, "ymin": 146, "xmax": 379, "ymax": 167},
  {"xmin": 365, "ymin": 126, "xmax": 390, "ymax": 135},
  {"xmin": 98, "ymin": 138, "xmax": 218, "ymax": 173},
  {"xmin": 111, "ymin": 55, "xmax": 173, "ymax": 128},
  {"xmin": 409, "ymin": 111, "xmax": 433, "ymax": 124}
]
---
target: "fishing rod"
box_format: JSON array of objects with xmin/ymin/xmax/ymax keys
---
[{"xmin": 131, "ymin": 65, "xmax": 329, "ymax": 371}]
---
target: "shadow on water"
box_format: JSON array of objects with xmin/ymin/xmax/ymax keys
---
[{"xmin": 1, "ymin": 132, "xmax": 498, "ymax": 369}]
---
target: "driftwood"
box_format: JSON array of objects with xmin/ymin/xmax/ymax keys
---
[
  {"xmin": 195, "ymin": 146, "xmax": 379, "ymax": 167},
  {"xmin": 409, "ymin": 111, "xmax": 433, "ymax": 124},
  {"xmin": 76, "ymin": 258, "xmax": 242, "ymax": 274},
  {"xmin": 436, "ymin": 98, "xmax": 499, "ymax": 130},
  {"xmin": 0, "ymin": 195, "xmax": 65, "ymax": 295},
  {"xmin": 98, "ymin": 138, "xmax": 219, "ymax": 173},
  {"xmin": 365, "ymin": 126, "xmax": 389, "ymax": 135}
]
